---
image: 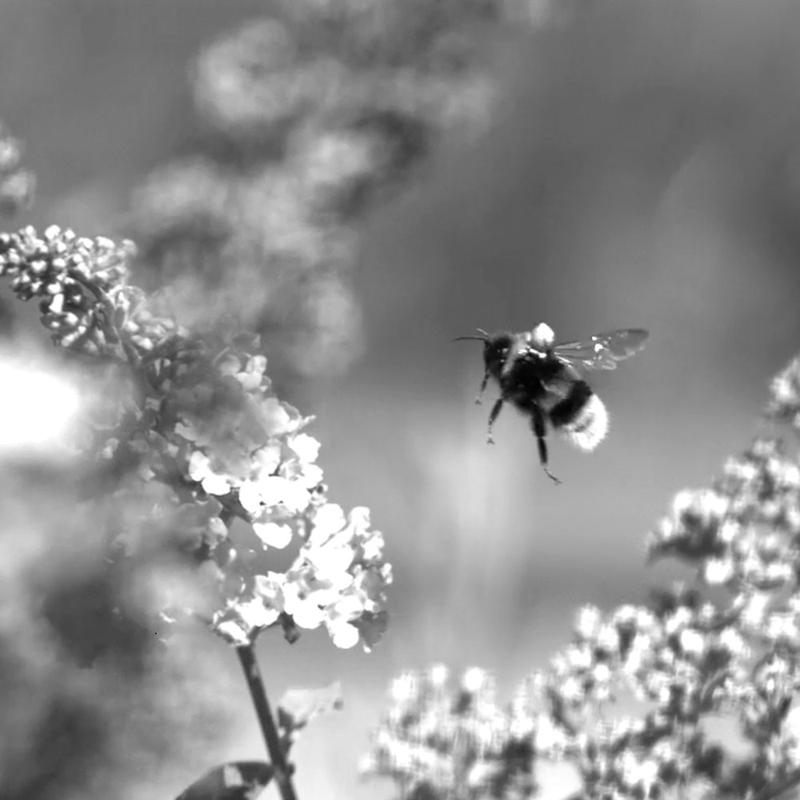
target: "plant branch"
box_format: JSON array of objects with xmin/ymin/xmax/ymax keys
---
[{"xmin": 236, "ymin": 643, "xmax": 298, "ymax": 800}]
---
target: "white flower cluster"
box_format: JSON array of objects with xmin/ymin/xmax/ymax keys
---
[
  {"xmin": 0, "ymin": 225, "xmax": 136, "ymax": 355},
  {"xmin": 768, "ymin": 355, "xmax": 800, "ymax": 431},
  {"xmin": 215, "ymin": 503, "xmax": 390, "ymax": 650},
  {"xmin": 0, "ymin": 223, "xmax": 392, "ymax": 653},
  {"xmin": 521, "ymin": 599, "xmax": 744, "ymax": 799},
  {"xmin": 363, "ymin": 665, "xmax": 537, "ymax": 799},
  {"xmin": 368, "ymin": 349, "xmax": 800, "ymax": 799},
  {"xmin": 146, "ymin": 343, "xmax": 393, "ymax": 651},
  {"xmin": 182, "ymin": 352, "xmax": 323, "ymax": 546},
  {"xmin": 131, "ymin": 0, "xmax": 515, "ymax": 379},
  {"xmin": 650, "ymin": 437, "xmax": 800, "ymax": 594}
]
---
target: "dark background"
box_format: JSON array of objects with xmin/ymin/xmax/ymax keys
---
[{"xmin": 2, "ymin": 1, "xmax": 800, "ymax": 797}]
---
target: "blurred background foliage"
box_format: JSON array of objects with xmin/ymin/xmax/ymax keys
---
[{"xmin": 2, "ymin": 0, "xmax": 800, "ymax": 797}]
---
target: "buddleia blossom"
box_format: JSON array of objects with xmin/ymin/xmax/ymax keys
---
[
  {"xmin": 0, "ymin": 225, "xmax": 167, "ymax": 357},
  {"xmin": 194, "ymin": 2, "xmax": 502, "ymax": 143},
  {"xmin": 523, "ymin": 595, "xmax": 752, "ymax": 799},
  {"xmin": 131, "ymin": 1, "xmax": 514, "ymax": 376},
  {"xmin": 363, "ymin": 665, "xmax": 537, "ymax": 800},
  {"xmin": 649, "ymin": 438, "xmax": 800, "ymax": 593},
  {"xmin": 766, "ymin": 355, "xmax": 800, "ymax": 431},
  {"xmin": 0, "ymin": 121, "xmax": 35, "ymax": 217},
  {"xmin": 0, "ymin": 224, "xmax": 391, "ymax": 652},
  {"xmin": 120, "ymin": 334, "xmax": 392, "ymax": 651},
  {"xmin": 545, "ymin": 351, "xmax": 800, "ymax": 798},
  {"xmin": 214, "ymin": 503, "xmax": 391, "ymax": 650},
  {"xmin": 370, "ymin": 350, "xmax": 800, "ymax": 799},
  {"xmin": 527, "ymin": 351, "xmax": 800, "ymax": 798}
]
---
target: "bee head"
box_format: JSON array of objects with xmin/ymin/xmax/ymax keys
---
[
  {"xmin": 453, "ymin": 328, "xmax": 514, "ymax": 378},
  {"xmin": 483, "ymin": 332, "xmax": 513, "ymax": 377}
]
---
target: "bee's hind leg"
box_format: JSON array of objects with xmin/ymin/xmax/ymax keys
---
[
  {"xmin": 531, "ymin": 406, "xmax": 561, "ymax": 485},
  {"xmin": 486, "ymin": 398, "xmax": 503, "ymax": 444},
  {"xmin": 543, "ymin": 465, "xmax": 562, "ymax": 485}
]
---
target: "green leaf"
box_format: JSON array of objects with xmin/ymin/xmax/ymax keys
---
[
  {"xmin": 354, "ymin": 610, "xmax": 389, "ymax": 651},
  {"xmin": 277, "ymin": 682, "xmax": 343, "ymax": 740},
  {"xmin": 174, "ymin": 761, "xmax": 272, "ymax": 800}
]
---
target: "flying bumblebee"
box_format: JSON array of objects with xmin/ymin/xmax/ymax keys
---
[{"xmin": 455, "ymin": 323, "xmax": 649, "ymax": 484}]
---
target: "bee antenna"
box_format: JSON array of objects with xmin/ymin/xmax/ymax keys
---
[{"xmin": 452, "ymin": 328, "xmax": 489, "ymax": 343}]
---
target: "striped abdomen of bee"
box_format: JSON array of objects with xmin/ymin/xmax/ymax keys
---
[{"xmin": 546, "ymin": 378, "xmax": 609, "ymax": 452}]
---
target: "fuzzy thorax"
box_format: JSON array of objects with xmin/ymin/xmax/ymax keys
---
[{"xmin": 560, "ymin": 393, "xmax": 609, "ymax": 451}]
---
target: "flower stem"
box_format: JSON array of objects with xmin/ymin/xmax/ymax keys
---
[{"xmin": 236, "ymin": 643, "xmax": 299, "ymax": 800}]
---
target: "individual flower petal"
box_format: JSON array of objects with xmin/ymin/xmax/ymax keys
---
[
  {"xmin": 253, "ymin": 521, "xmax": 293, "ymax": 549},
  {"xmin": 462, "ymin": 667, "xmax": 488, "ymax": 693},
  {"xmin": 330, "ymin": 592, "xmax": 364, "ymax": 621},
  {"xmin": 328, "ymin": 620, "xmax": 359, "ymax": 649},
  {"xmin": 307, "ymin": 540, "xmax": 356, "ymax": 575},
  {"xmin": 238, "ymin": 479, "xmax": 262, "ymax": 513},
  {"xmin": 360, "ymin": 529, "xmax": 385, "ymax": 562},
  {"xmin": 345, "ymin": 506, "xmax": 372, "ymax": 535},
  {"xmin": 307, "ymin": 502, "xmax": 346, "ymax": 545},
  {"xmin": 237, "ymin": 597, "xmax": 281, "ymax": 629},
  {"xmin": 254, "ymin": 571, "xmax": 285, "ymax": 602},
  {"xmin": 259, "ymin": 397, "xmax": 310, "ymax": 436},
  {"xmin": 236, "ymin": 355, "xmax": 268, "ymax": 390},
  {"xmin": 214, "ymin": 619, "xmax": 251, "ymax": 646},
  {"xmin": 202, "ymin": 472, "xmax": 232, "ymax": 496},
  {"xmin": 288, "ymin": 432, "xmax": 321, "ymax": 463},
  {"xmin": 303, "ymin": 463, "xmax": 324, "ymax": 487},
  {"xmin": 187, "ymin": 449, "xmax": 233, "ymax": 495},
  {"xmin": 258, "ymin": 475, "xmax": 310, "ymax": 513},
  {"xmin": 187, "ymin": 449, "xmax": 211, "ymax": 481},
  {"xmin": 704, "ymin": 557, "xmax": 734, "ymax": 585},
  {"xmin": 282, "ymin": 583, "xmax": 325, "ymax": 629},
  {"xmin": 575, "ymin": 605, "xmax": 602, "ymax": 640},
  {"xmin": 291, "ymin": 601, "xmax": 326, "ymax": 630},
  {"xmin": 678, "ymin": 628, "xmax": 705, "ymax": 657},
  {"xmin": 251, "ymin": 443, "xmax": 282, "ymax": 475},
  {"xmin": 216, "ymin": 353, "xmax": 242, "ymax": 376}
]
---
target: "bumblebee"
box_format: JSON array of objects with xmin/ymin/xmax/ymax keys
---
[{"xmin": 455, "ymin": 323, "xmax": 649, "ymax": 483}]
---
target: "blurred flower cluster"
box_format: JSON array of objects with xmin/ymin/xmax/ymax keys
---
[
  {"xmin": 128, "ymin": 0, "xmax": 518, "ymax": 377},
  {"xmin": 368, "ymin": 350, "xmax": 800, "ymax": 799},
  {"xmin": 0, "ymin": 224, "xmax": 391, "ymax": 652},
  {"xmin": 362, "ymin": 665, "xmax": 537, "ymax": 799},
  {"xmin": 528, "ymin": 594, "xmax": 741, "ymax": 799},
  {"xmin": 0, "ymin": 120, "xmax": 35, "ymax": 218}
]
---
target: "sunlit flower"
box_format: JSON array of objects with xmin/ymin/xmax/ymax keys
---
[
  {"xmin": 236, "ymin": 596, "xmax": 282, "ymax": 629},
  {"xmin": 462, "ymin": 666, "xmax": 488, "ymax": 694},
  {"xmin": 188, "ymin": 449, "xmax": 234, "ymax": 496},
  {"xmin": 678, "ymin": 628, "xmax": 705, "ymax": 658},
  {"xmin": 252, "ymin": 521, "xmax": 294, "ymax": 549},
  {"xmin": 575, "ymin": 605, "xmax": 602, "ymax": 640},
  {"xmin": 240, "ymin": 474, "xmax": 311, "ymax": 515},
  {"xmin": 704, "ymin": 557, "xmax": 735, "ymax": 585},
  {"xmin": 287, "ymin": 432, "xmax": 321, "ymax": 463}
]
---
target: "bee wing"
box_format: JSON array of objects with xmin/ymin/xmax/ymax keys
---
[{"xmin": 552, "ymin": 328, "xmax": 649, "ymax": 371}]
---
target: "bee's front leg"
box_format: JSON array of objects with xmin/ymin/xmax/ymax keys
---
[
  {"xmin": 531, "ymin": 405, "xmax": 561, "ymax": 485},
  {"xmin": 474, "ymin": 370, "xmax": 490, "ymax": 404},
  {"xmin": 486, "ymin": 397, "xmax": 503, "ymax": 444}
]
